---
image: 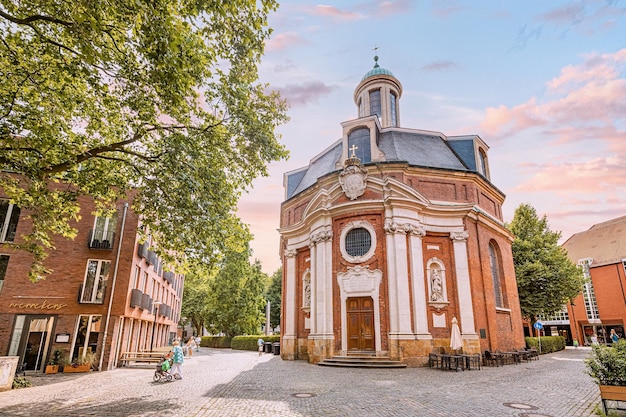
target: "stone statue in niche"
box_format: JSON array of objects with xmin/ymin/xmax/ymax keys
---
[
  {"xmin": 303, "ymin": 274, "xmax": 311, "ymax": 309},
  {"xmin": 430, "ymin": 268, "xmax": 444, "ymax": 302}
]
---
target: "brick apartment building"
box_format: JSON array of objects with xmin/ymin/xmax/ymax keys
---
[
  {"xmin": 0, "ymin": 194, "xmax": 184, "ymax": 372},
  {"xmin": 278, "ymin": 58, "xmax": 525, "ymax": 366},
  {"xmin": 562, "ymin": 215, "xmax": 626, "ymax": 346}
]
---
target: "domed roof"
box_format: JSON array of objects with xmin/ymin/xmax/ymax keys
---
[{"xmin": 361, "ymin": 55, "xmax": 394, "ymax": 81}]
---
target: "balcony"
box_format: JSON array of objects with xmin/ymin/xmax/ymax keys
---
[
  {"xmin": 141, "ymin": 293, "xmax": 152, "ymax": 310},
  {"xmin": 163, "ymin": 271, "xmax": 175, "ymax": 285},
  {"xmin": 137, "ymin": 242, "xmax": 148, "ymax": 259},
  {"xmin": 88, "ymin": 229, "xmax": 115, "ymax": 250},
  {"xmin": 130, "ymin": 289, "xmax": 143, "ymax": 308}
]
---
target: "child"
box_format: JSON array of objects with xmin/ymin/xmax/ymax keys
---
[{"xmin": 257, "ymin": 338, "xmax": 265, "ymax": 356}]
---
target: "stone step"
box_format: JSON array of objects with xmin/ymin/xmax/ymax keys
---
[{"xmin": 318, "ymin": 356, "xmax": 407, "ymax": 368}]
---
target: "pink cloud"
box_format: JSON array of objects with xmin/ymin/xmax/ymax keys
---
[
  {"xmin": 480, "ymin": 49, "xmax": 626, "ymax": 143},
  {"xmin": 515, "ymin": 156, "xmax": 626, "ymax": 194},
  {"xmin": 421, "ymin": 60, "xmax": 460, "ymax": 72},
  {"xmin": 275, "ymin": 81, "xmax": 335, "ymax": 107},
  {"xmin": 378, "ymin": 0, "xmax": 415, "ymax": 16},
  {"xmin": 309, "ymin": 4, "xmax": 365, "ymax": 21},
  {"xmin": 265, "ymin": 32, "xmax": 308, "ymax": 52},
  {"xmin": 537, "ymin": 3, "xmax": 585, "ymax": 26}
]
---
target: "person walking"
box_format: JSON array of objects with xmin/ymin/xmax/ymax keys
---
[
  {"xmin": 186, "ymin": 336, "xmax": 195, "ymax": 357},
  {"xmin": 195, "ymin": 335, "xmax": 201, "ymax": 352},
  {"xmin": 611, "ymin": 329, "xmax": 619, "ymax": 344},
  {"xmin": 257, "ymin": 338, "xmax": 265, "ymax": 356},
  {"xmin": 170, "ymin": 340, "xmax": 184, "ymax": 379}
]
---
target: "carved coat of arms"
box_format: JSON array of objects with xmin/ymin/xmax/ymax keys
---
[{"xmin": 339, "ymin": 163, "xmax": 368, "ymax": 200}]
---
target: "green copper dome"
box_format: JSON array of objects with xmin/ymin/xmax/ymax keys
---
[{"xmin": 361, "ymin": 55, "xmax": 394, "ymax": 81}]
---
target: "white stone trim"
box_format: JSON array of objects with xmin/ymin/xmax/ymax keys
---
[{"xmin": 337, "ymin": 266, "xmax": 383, "ymax": 353}]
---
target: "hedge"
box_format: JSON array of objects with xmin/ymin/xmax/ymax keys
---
[
  {"xmin": 200, "ymin": 336, "xmax": 232, "ymax": 348},
  {"xmin": 525, "ymin": 336, "xmax": 566, "ymax": 354},
  {"xmin": 231, "ymin": 335, "xmax": 280, "ymax": 351}
]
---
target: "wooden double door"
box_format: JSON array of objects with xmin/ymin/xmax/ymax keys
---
[{"xmin": 347, "ymin": 297, "xmax": 375, "ymax": 352}]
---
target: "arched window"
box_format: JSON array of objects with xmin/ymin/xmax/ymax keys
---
[
  {"xmin": 369, "ymin": 89, "xmax": 381, "ymax": 119},
  {"xmin": 348, "ymin": 128, "xmax": 371, "ymax": 163},
  {"xmin": 478, "ymin": 149, "xmax": 488, "ymax": 178},
  {"xmin": 489, "ymin": 241, "xmax": 506, "ymax": 308},
  {"xmin": 390, "ymin": 92, "xmax": 397, "ymax": 127}
]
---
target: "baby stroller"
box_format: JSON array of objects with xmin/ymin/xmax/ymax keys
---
[{"xmin": 153, "ymin": 356, "xmax": 173, "ymax": 382}]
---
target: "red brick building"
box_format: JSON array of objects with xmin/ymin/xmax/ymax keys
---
[
  {"xmin": 0, "ymin": 195, "xmax": 183, "ymax": 372},
  {"xmin": 562, "ymin": 216, "xmax": 626, "ymax": 346},
  {"xmin": 278, "ymin": 58, "xmax": 525, "ymax": 366}
]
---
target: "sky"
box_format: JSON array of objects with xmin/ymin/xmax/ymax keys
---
[{"xmin": 237, "ymin": 0, "xmax": 626, "ymax": 275}]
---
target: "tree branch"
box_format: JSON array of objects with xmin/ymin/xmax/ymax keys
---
[{"xmin": 0, "ymin": 9, "xmax": 74, "ymax": 27}]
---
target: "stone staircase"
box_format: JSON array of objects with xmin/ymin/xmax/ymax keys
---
[{"xmin": 318, "ymin": 354, "xmax": 407, "ymax": 368}]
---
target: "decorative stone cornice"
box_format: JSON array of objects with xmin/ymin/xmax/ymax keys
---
[
  {"xmin": 450, "ymin": 230, "xmax": 469, "ymax": 242},
  {"xmin": 310, "ymin": 227, "xmax": 333, "ymax": 246},
  {"xmin": 384, "ymin": 219, "xmax": 425, "ymax": 236},
  {"xmin": 405, "ymin": 223, "xmax": 426, "ymax": 237},
  {"xmin": 383, "ymin": 219, "xmax": 404, "ymax": 234}
]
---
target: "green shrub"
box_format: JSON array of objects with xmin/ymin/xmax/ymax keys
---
[
  {"xmin": 12, "ymin": 376, "xmax": 32, "ymax": 389},
  {"xmin": 231, "ymin": 335, "xmax": 280, "ymax": 351},
  {"xmin": 201, "ymin": 336, "xmax": 232, "ymax": 348},
  {"xmin": 525, "ymin": 336, "xmax": 565, "ymax": 354},
  {"xmin": 585, "ymin": 339, "xmax": 626, "ymax": 386}
]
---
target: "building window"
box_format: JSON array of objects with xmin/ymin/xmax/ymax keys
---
[
  {"xmin": 131, "ymin": 266, "xmax": 140, "ymax": 289},
  {"xmin": 489, "ymin": 242, "xmax": 506, "ymax": 308},
  {"xmin": 0, "ymin": 200, "xmax": 20, "ymax": 242},
  {"xmin": 72, "ymin": 315, "xmax": 101, "ymax": 362},
  {"xmin": 80, "ymin": 260, "xmax": 111, "ymax": 303},
  {"xmin": 390, "ymin": 92, "xmax": 397, "ymax": 127},
  {"xmin": 346, "ymin": 228, "xmax": 371, "ymax": 256},
  {"xmin": 340, "ymin": 220, "xmax": 377, "ymax": 263},
  {"xmin": 347, "ymin": 128, "xmax": 371, "ymax": 163},
  {"xmin": 358, "ymin": 98, "xmax": 364, "ymax": 117},
  {"xmin": 369, "ymin": 89, "xmax": 381, "ymax": 119},
  {"xmin": 0, "ymin": 255, "xmax": 8, "ymax": 293},
  {"xmin": 478, "ymin": 149, "xmax": 488, "ymax": 178},
  {"xmin": 90, "ymin": 214, "xmax": 117, "ymax": 248},
  {"xmin": 580, "ymin": 259, "xmax": 600, "ymax": 322}
]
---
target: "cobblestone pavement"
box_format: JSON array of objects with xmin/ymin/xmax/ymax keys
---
[{"xmin": 1, "ymin": 347, "xmax": 599, "ymax": 417}]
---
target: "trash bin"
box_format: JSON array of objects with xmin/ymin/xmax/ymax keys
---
[
  {"xmin": 272, "ymin": 342, "xmax": 280, "ymax": 355},
  {"xmin": 264, "ymin": 342, "xmax": 273, "ymax": 353}
]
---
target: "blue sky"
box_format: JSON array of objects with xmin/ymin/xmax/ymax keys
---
[{"xmin": 237, "ymin": 0, "xmax": 626, "ymax": 274}]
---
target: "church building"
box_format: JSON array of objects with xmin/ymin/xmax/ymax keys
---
[{"xmin": 278, "ymin": 57, "xmax": 525, "ymax": 366}]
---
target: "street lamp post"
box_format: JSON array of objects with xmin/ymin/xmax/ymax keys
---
[{"xmin": 150, "ymin": 302, "xmax": 163, "ymax": 352}]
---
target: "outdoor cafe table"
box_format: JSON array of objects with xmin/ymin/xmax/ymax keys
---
[{"xmin": 441, "ymin": 354, "xmax": 465, "ymax": 371}]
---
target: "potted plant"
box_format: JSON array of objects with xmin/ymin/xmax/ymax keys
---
[
  {"xmin": 585, "ymin": 339, "xmax": 626, "ymax": 414},
  {"xmin": 63, "ymin": 350, "xmax": 97, "ymax": 373},
  {"xmin": 45, "ymin": 349, "xmax": 63, "ymax": 374}
]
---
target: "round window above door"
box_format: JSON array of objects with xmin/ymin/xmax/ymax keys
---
[{"xmin": 340, "ymin": 221, "xmax": 376, "ymax": 263}]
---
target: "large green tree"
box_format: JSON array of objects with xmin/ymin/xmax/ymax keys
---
[
  {"xmin": 205, "ymin": 245, "xmax": 269, "ymax": 337},
  {"xmin": 180, "ymin": 264, "xmax": 215, "ymax": 336},
  {"xmin": 508, "ymin": 203, "xmax": 584, "ymax": 320},
  {"xmin": 0, "ymin": 1, "xmax": 288, "ymax": 280},
  {"xmin": 265, "ymin": 267, "xmax": 282, "ymax": 331}
]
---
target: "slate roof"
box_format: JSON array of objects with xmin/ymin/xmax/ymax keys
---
[
  {"xmin": 285, "ymin": 129, "xmax": 480, "ymax": 200},
  {"xmin": 562, "ymin": 215, "xmax": 626, "ymax": 266}
]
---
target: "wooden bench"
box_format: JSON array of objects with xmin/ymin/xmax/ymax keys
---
[{"xmin": 119, "ymin": 352, "xmax": 166, "ymax": 366}]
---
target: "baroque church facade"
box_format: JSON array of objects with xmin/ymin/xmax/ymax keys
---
[{"xmin": 279, "ymin": 58, "xmax": 525, "ymax": 366}]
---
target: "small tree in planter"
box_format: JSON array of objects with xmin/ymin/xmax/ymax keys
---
[
  {"xmin": 585, "ymin": 339, "xmax": 626, "ymax": 414},
  {"xmin": 45, "ymin": 349, "xmax": 64, "ymax": 374}
]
